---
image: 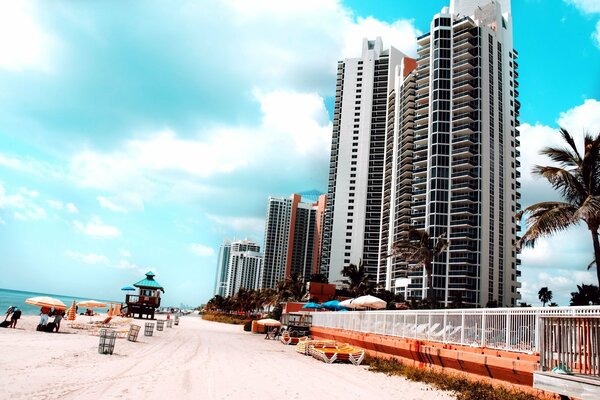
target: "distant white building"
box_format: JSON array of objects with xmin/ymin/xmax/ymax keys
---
[{"xmin": 214, "ymin": 239, "xmax": 263, "ymax": 297}]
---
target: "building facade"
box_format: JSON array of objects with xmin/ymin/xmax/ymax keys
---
[
  {"xmin": 321, "ymin": 38, "xmax": 409, "ymax": 285},
  {"xmin": 214, "ymin": 239, "xmax": 231, "ymax": 297},
  {"xmin": 262, "ymin": 193, "xmax": 327, "ymax": 289},
  {"xmin": 214, "ymin": 239, "xmax": 263, "ymax": 298},
  {"xmin": 324, "ymin": 0, "xmax": 521, "ymax": 307}
]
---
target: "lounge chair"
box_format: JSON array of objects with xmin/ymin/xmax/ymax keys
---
[{"xmin": 265, "ymin": 326, "xmax": 281, "ymax": 340}]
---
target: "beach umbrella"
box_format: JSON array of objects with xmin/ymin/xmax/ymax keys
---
[
  {"xmin": 25, "ymin": 296, "xmax": 67, "ymax": 310},
  {"xmin": 302, "ymin": 302, "xmax": 324, "ymax": 310},
  {"xmin": 66, "ymin": 300, "xmax": 77, "ymax": 320},
  {"xmin": 352, "ymin": 295, "xmax": 387, "ymax": 310},
  {"xmin": 339, "ymin": 298, "xmax": 355, "ymax": 308},
  {"xmin": 322, "ymin": 300, "xmax": 346, "ymax": 311},
  {"xmin": 256, "ymin": 318, "xmax": 281, "ymax": 326},
  {"xmin": 77, "ymin": 300, "xmax": 107, "ymax": 308},
  {"xmin": 121, "ymin": 286, "xmax": 136, "ymax": 291}
]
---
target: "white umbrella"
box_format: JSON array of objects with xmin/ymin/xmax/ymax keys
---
[
  {"xmin": 352, "ymin": 295, "xmax": 387, "ymax": 310},
  {"xmin": 339, "ymin": 298, "xmax": 364, "ymax": 309},
  {"xmin": 256, "ymin": 318, "xmax": 281, "ymax": 326}
]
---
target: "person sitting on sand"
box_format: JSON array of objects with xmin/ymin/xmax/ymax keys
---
[
  {"xmin": 39, "ymin": 308, "xmax": 49, "ymax": 327},
  {"xmin": 9, "ymin": 307, "xmax": 21, "ymax": 329}
]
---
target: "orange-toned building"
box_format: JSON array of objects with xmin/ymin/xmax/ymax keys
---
[{"xmin": 261, "ymin": 193, "xmax": 327, "ymax": 289}]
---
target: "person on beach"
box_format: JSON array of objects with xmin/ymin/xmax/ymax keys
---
[
  {"xmin": 39, "ymin": 308, "xmax": 49, "ymax": 327},
  {"xmin": 9, "ymin": 307, "xmax": 21, "ymax": 328},
  {"xmin": 53, "ymin": 310, "xmax": 64, "ymax": 332}
]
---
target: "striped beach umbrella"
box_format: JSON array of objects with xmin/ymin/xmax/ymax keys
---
[{"xmin": 66, "ymin": 300, "xmax": 77, "ymax": 320}]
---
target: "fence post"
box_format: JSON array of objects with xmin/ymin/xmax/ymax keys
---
[
  {"xmin": 534, "ymin": 309, "xmax": 541, "ymax": 352},
  {"xmin": 443, "ymin": 310, "xmax": 448, "ymax": 343},
  {"xmin": 428, "ymin": 313, "xmax": 432, "ymax": 340},
  {"xmin": 460, "ymin": 310, "xmax": 465, "ymax": 345},
  {"xmin": 506, "ymin": 309, "xmax": 511, "ymax": 349},
  {"xmin": 481, "ymin": 309, "xmax": 486, "ymax": 347}
]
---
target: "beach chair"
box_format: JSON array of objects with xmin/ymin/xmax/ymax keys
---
[{"xmin": 265, "ymin": 326, "xmax": 281, "ymax": 340}]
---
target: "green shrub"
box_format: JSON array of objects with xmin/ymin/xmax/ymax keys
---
[
  {"xmin": 202, "ymin": 312, "xmax": 247, "ymax": 325},
  {"xmin": 366, "ymin": 356, "xmax": 541, "ymax": 400}
]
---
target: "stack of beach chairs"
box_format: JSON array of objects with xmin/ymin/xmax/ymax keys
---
[{"xmin": 294, "ymin": 338, "xmax": 365, "ymax": 366}]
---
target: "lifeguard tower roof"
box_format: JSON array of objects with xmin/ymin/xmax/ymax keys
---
[{"xmin": 133, "ymin": 271, "xmax": 165, "ymax": 293}]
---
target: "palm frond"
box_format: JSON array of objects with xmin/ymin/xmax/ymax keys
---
[
  {"xmin": 573, "ymin": 195, "xmax": 600, "ymax": 223},
  {"xmin": 559, "ymin": 127, "xmax": 582, "ymax": 163},
  {"xmin": 517, "ymin": 202, "xmax": 577, "ymax": 249},
  {"xmin": 532, "ymin": 166, "xmax": 585, "ymax": 204},
  {"xmin": 539, "ymin": 146, "xmax": 581, "ymax": 169}
]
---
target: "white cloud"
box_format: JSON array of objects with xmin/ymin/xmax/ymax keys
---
[
  {"xmin": 207, "ymin": 214, "xmax": 265, "ymax": 235},
  {"xmin": 557, "ymin": 98, "xmax": 600, "ymax": 133},
  {"xmin": 595, "ymin": 20, "xmax": 600, "ymax": 47},
  {"xmin": 66, "ymin": 202, "xmax": 78, "ymax": 213},
  {"xmin": 0, "ymin": 182, "xmax": 47, "ymax": 221},
  {"xmin": 65, "ymin": 250, "xmax": 109, "ymax": 265},
  {"xmin": 189, "ymin": 243, "xmax": 215, "ymax": 257},
  {"xmin": 342, "ymin": 17, "xmax": 420, "ymax": 58},
  {"xmin": 19, "ymin": 187, "xmax": 39, "ymax": 197},
  {"xmin": 0, "ymin": 1, "xmax": 56, "ymax": 71},
  {"xmin": 68, "ymin": 89, "xmax": 333, "ymax": 207},
  {"xmin": 73, "ymin": 216, "xmax": 121, "ymax": 238},
  {"xmin": 48, "ymin": 200, "xmax": 79, "ymax": 214},
  {"xmin": 97, "ymin": 196, "xmax": 129, "ymax": 213},
  {"xmin": 565, "ymin": 0, "xmax": 600, "ymax": 14},
  {"xmin": 120, "ymin": 249, "xmax": 131, "ymax": 258}
]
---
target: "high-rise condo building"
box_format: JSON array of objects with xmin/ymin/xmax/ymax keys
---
[
  {"xmin": 214, "ymin": 239, "xmax": 263, "ymax": 297},
  {"xmin": 324, "ymin": 0, "xmax": 521, "ymax": 307},
  {"xmin": 214, "ymin": 239, "xmax": 231, "ymax": 297},
  {"xmin": 261, "ymin": 193, "xmax": 327, "ymax": 289},
  {"xmin": 321, "ymin": 37, "xmax": 411, "ymax": 285}
]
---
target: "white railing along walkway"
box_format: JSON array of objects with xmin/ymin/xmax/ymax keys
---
[{"xmin": 311, "ymin": 306, "xmax": 600, "ymax": 353}]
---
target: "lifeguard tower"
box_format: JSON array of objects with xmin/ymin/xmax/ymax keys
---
[{"xmin": 125, "ymin": 271, "xmax": 164, "ymax": 319}]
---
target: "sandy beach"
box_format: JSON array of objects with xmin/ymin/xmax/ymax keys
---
[{"xmin": 0, "ymin": 315, "xmax": 454, "ymax": 399}]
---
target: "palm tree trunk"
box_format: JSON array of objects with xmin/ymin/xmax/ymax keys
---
[
  {"xmin": 591, "ymin": 228, "xmax": 600, "ymax": 287},
  {"xmin": 425, "ymin": 263, "xmax": 433, "ymax": 300}
]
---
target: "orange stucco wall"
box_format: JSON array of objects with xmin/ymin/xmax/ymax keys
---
[{"xmin": 311, "ymin": 326, "xmax": 541, "ymax": 387}]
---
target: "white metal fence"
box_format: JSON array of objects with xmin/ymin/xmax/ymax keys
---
[{"xmin": 311, "ymin": 306, "xmax": 600, "ymax": 353}]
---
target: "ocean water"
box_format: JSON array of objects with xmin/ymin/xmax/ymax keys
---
[{"xmin": 0, "ymin": 288, "xmax": 120, "ymax": 316}]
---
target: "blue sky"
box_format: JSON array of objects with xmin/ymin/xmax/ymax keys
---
[{"xmin": 0, "ymin": 0, "xmax": 599, "ymax": 307}]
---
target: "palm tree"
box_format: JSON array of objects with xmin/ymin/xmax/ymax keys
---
[
  {"xmin": 340, "ymin": 260, "xmax": 374, "ymax": 297},
  {"xmin": 516, "ymin": 128, "xmax": 600, "ymax": 286},
  {"xmin": 570, "ymin": 284, "xmax": 600, "ymax": 306},
  {"xmin": 538, "ymin": 287, "xmax": 553, "ymax": 307},
  {"xmin": 388, "ymin": 229, "xmax": 448, "ymax": 300},
  {"xmin": 276, "ymin": 273, "xmax": 305, "ymax": 302}
]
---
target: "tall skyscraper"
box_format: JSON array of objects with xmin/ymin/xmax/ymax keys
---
[
  {"xmin": 214, "ymin": 239, "xmax": 263, "ymax": 297},
  {"xmin": 324, "ymin": 0, "xmax": 521, "ymax": 307},
  {"xmin": 214, "ymin": 239, "xmax": 231, "ymax": 297},
  {"xmin": 321, "ymin": 38, "xmax": 410, "ymax": 285},
  {"xmin": 262, "ymin": 193, "xmax": 327, "ymax": 289}
]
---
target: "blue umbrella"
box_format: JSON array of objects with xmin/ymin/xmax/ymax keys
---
[
  {"xmin": 322, "ymin": 300, "xmax": 347, "ymax": 311},
  {"xmin": 121, "ymin": 286, "xmax": 136, "ymax": 291},
  {"xmin": 302, "ymin": 302, "xmax": 324, "ymax": 310}
]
